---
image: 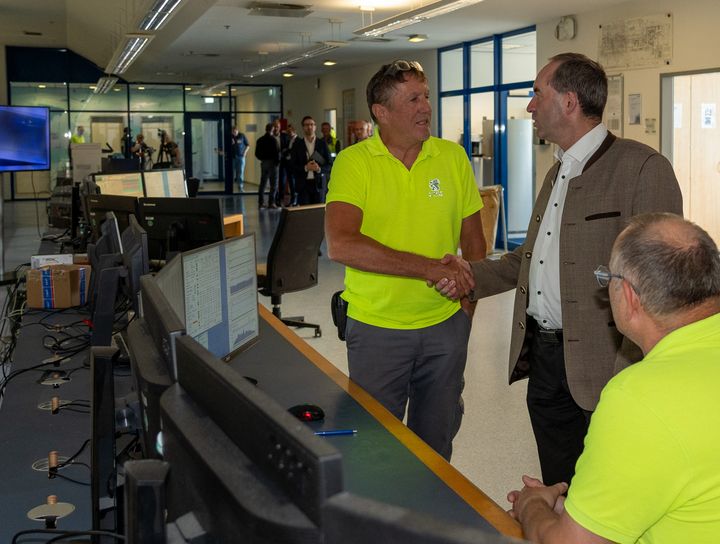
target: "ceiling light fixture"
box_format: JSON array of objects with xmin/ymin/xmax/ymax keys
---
[
  {"xmin": 245, "ymin": 41, "xmax": 348, "ymax": 78},
  {"xmin": 408, "ymin": 34, "xmax": 428, "ymax": 42},
  {"xmin": 354, "ymin": 0, "xmax": 484, "ymax": 37},
  {"xmin": 138, "ymin": 0, "xmax": 185, "ymax": 31},
  {"xmin": 282, "ymin": 72, "xmax": 294, "ymax": 78},
  {"xmin": 92, "ymin": 76, "xmax": 118, "ymax": 94},
  {"xmin": 323, "ymin": 59, "xmax": 337, "ymax": 66},
  {"xmin": 105, "ymin": 34, "xmax": 154, "ymax": 75}
]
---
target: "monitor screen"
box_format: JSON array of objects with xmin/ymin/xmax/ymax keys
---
[
  {"xmin": 158, "ymin": 234, "xmax": 259, "ymax": 360},
  {"xmin": 0, "ymin": 105, "xmax": 50, "ymax": 172},
  {"xmin": 159, "ymin": 335, "xmax": 343, "ymax": 540},
  {"xmin": 137, "ymin": 197, "xmax": 225, "ymax": 261},
  {"xmin": 86, "ymin": 194, "xmax": 138, "ymax": 240},
  {"xmin": 143, "ymin": 169, "xmax": 187, "ymax": 198},
  {"xmin": 120, "ymin": 215, "xmax": 150, "ymax": 314},
  {"xmin": 94, "ymin": 172, "xmax": 145, "ymax": 197}
]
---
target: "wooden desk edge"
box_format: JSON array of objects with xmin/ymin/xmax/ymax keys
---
[{"xmin": 259, "ymin": 305, "xmax": 523, "ymax": 539}]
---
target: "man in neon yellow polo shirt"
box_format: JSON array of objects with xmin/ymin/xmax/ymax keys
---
[
  {"xmin": 325, "ymin": 60, "xmax": 486, "ymax": 460},
  {"xmin": 508, "ymin": 212, "xmax": 720, "ymax": 542}
]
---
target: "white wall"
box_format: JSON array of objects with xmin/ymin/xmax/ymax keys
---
[
  {"xmin": 537, "ymin": 0, "xmax": 720, "ymax": 151},
  {"xmin": 283, "ymin": 51, "xmax": 439, "ymax": 140}
]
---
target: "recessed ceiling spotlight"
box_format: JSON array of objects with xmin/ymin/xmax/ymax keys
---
[
  {"xmin": 323, "ymin": 60, "xmax": 337, "ymax": 66},
  {"xmin": 408, "ymin": 34, "xmax": 428, "ymax": 43},
  {"xmin": 282, "ymin": 72, "xmax": 294, "ymax": 78},
  {"xmin": 138, "ymin": 86, "xmax": 146, "ymax": 90},
  {"xmin": 38, "ymin": 84, "xmax": 47, "ymax": 89},
  {"xmin": 185, "ymin": 86, "xmax": 192, "ymax": 91}
]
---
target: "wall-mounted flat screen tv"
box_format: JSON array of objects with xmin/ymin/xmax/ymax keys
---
[{"xmin": 0, "ymin": 105, "xmax": 51, "ymax": 172}]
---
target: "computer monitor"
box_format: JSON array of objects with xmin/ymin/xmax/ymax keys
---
[
  {"xmin": 137, "ymin": 197, "xmax": 225, "ymax": 261},
  {"xmin": 94, "ymin": 171, "xmax": 145, "ymax": 197},
  {"xmin": 159, "ymin": 335, "xmax": 343, "ymax": 542},
  {"xmin": 322, "ymin": 493, "xmax": 516, "ymax": 544},
  {"xmin": 0, "ymin": 105, "xmax": 50, "ymax": 172},
  {"xmin": 151, "ymin": 234, "xmax": 259, "ymax": 361},
  {"xmin": 142, "ymin": 168, "xmax": 187, "ymax": 198},
  {"xmin": 126, "ymin": 317, "xmax": 174, "ymax": 458},
  {"xmin": 90, "ymin": 346, "xmax": 120, "ymax": 535},
  {"xmin": 120, "ymin": 215, "xmax": 150, "ymax": 314},
  {"xmin": 86, "ymin": 193, "xmax": 138, "ymax": 241}
]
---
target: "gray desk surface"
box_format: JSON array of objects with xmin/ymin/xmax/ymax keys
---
[
  {"xmin": 229, "ymin": 305, "xmax": 522, "ymax": 538},
  {"xmin": 0, "ymin": 309, "xmax": 94, "ymax": 541}
]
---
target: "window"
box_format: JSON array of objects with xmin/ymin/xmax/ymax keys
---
[{"xmin": 438, "ymin": 27, "xmax": 536, "ymax": 247}]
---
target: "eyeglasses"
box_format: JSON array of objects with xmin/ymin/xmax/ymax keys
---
[
  {"xmin": 593, "ymin": 265, "xmax": 624, "ymax": 287},
  {"xmin": 383, "ymin": 60, "xmax": 424, "ymax": 77}
]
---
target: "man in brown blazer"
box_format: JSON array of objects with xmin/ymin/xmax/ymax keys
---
[{"xmin": 437, "ymin": 53, "xmax": 683, "ymax": 486}]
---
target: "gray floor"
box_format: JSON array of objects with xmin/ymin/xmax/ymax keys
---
[{"xmin": 1, "ymin": 196, "xmax": 540, "ymax": 508}]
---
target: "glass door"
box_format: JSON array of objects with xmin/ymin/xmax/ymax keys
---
[{"xmin": 184, "ymin": 112, "xmax": 232, "ymax": 194}]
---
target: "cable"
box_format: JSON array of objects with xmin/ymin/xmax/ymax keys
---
[
  {"xmin": 11, "ymin": 528, "xmax": 125, "ymax": 543},
  {"xmin": 52, "ymin": 472, "xmax": 90, "ymax": 486},
  {"xmin": 57, "ymin": 438, "xmax": 90, "ymax": 468}
]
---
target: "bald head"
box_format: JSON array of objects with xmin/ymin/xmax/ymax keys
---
[{"xmin": 611, "ymin": 213, "xmax": 720, "ymax": 318}]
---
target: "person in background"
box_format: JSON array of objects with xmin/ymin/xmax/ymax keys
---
[
  {"xmin": 509, "ymin": 213, "xmax": 720, "ymax": 543},
  {"xmin": 231, "ymin": 126, "xmax": 250, "ymax": 192},
  {"xmin": 130, "ymin": 133, "xmax": 150, "ymax": 170},
  {"xmin": 325, "ymin": 60, "xmax": 486, "ymax": 460},
  {"xmin": 352, "ymin": 119, "xmax": 371, "ymax": 143},
  {"xmin": 435, "ymin": 52, "xmax": 683, "ymax": 486},
  {"xmin": 158, "ymin": 130, "xmax": 182, "ymax": 168},
  {"xmin": 70, "ymin": 125, "xmax": 85, "ymax": 144},
  {"xmin": 280, "ymin": 123, "xmax": 298, "ymax": 206},
  {"xmin": 255, "ymin": 121, "xmax": 281, "ymax": 209},
  {"xmin": 121, "ymin": 126, "xmax": 134, "ymax": 159},
  {"xmin": 291, "ymin": 116, "xmax": 330, "ymax": 205}
]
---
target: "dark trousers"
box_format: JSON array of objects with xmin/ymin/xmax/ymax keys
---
[
  {"xmin": 526, "ymin": 318, "xmax": 592, "ymax": 486},
  {"xmin": 258, "ymin": 160, "xmax": 278, "ymax": 206},
  {"xmin": 345, "ymin": 310, "xmax": 471, "ymax": 460},
  {"xmin": 296, "ymin": 175, "xmax": 321, "ymax": 205}
]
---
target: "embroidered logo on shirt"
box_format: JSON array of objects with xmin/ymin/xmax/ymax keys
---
[{"xmin": 428, "ymin": 178, "xmax": 443, "ymax": 198}]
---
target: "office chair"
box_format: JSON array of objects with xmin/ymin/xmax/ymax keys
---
[{"xmin": 257, "ymin": 204, "xmax": 325, "ymax": 337}]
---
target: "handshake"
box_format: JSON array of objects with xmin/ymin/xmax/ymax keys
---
[{"xmin": 426, "ymin": 254, "xmax": 474, "ymax": 300}]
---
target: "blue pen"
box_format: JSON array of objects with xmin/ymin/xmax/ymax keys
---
[{"xmin": 314, "ymin": 429, "xmax": 358, "ymax": 436}]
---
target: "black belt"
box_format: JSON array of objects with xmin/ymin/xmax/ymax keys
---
[{"xmin": 528, "ymin": 317, "xmax": 563, "ymax": 343}]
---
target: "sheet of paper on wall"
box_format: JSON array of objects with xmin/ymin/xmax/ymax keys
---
[
  {"xmin": 674, "ymin": 104, "xmax": 682, "ymax": 129},
  {"xmin": 628, "ymin": 94, "xmax": 642, "ymax": 125},
  {"xmin": 701, "ymin": 103, "xmax": 716, "ymax": 129}
]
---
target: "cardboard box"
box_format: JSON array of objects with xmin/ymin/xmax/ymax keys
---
[
  {"xmin": 26, "ymin": 264, "xmax": 91, "ymax": 309},
  {"xmin": 31, "ymin": 254, "xmax": 74, "ymax": 269}
]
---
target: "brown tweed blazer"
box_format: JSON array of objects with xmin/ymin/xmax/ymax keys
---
[{"xmin": 470, "ymin": 133, "xmax": 683, "ymax": 410}]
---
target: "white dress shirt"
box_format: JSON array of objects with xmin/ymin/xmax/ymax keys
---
[{"xmin": 527, "ymin": 123, "xmax": 608, "ymax": 329}]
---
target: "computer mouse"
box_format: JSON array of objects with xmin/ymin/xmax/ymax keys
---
[{"xmin": 288, "ymin": 404, "xmax": 325, "ymax": 422}]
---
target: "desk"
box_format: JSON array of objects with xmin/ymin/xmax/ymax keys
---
[
  {"xmin": 0, "ymin": 306, "xmax": 521, "ymax": 540},
  {"xmin": 223, "ymin": 213, "xmax": 244, "ymax": 238},
  {"xmin": 229, "ymin": 305, "xmax": 522, "ymax": 538}
]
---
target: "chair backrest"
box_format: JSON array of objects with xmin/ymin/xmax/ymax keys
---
[
  {"xmin": 479, "ymin": 185, "xmax": 502, "ymax": 252},
  {"xmin": 264, "ymin": 204, "xmax": 326, "ymax": 296}
]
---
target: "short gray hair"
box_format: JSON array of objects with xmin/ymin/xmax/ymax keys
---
[
  {"xmin": 366, "ymin": 60, "xmax": 426, "ymax": 123},
  {"xmin": 612, "ymin": 213, "xmax": 720, "ymax": 317},
  {"xmin": 548, "ymin": 53, "xmax": 607, "ymax": 121}
]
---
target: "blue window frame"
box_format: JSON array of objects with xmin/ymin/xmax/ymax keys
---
[{"xmin": 438, "ymin": 26, "xmax": 536, "ymax": 249}]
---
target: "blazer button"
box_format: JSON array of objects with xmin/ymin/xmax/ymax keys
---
[
  {"xmin": 520, "ymin": 286, "xmax": 527, "ymax": 294},
  {"xmin": 535, "ymin": 214, "xmax": 541, "ymax": 222},
  {"xmin": 518, "ymin": 321, "xmax": 525, "ymax": 330},
  {"xmin": 525, "ymin": 251, "xmax": 532, "ymax": 259}
]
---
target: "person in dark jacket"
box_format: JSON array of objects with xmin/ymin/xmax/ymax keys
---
[
  {"xmin": 254, "ymin": 121, "xmax": 280, "ymax": 208},
  {"xmin": 291, "ymin": 116, "xmax": 330, "ymax": 205}
]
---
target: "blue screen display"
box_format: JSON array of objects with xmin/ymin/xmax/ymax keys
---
[{"xmin": 0, "ymin": 105, "xmax": 51, "ymax": 172}]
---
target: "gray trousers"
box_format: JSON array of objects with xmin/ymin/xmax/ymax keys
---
[{"xmin": 346, "ymin": 310, "xmax": 471, "ymax": 460}]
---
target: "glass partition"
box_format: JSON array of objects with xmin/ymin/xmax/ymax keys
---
[
  {"xmin": 440, "ymin": 96, "xmax": 464, "ymax": 146},
  {"xmin": 10, "ymin": 82, "xmax": 68, "ymax": 109},
  {"xmin": 232, "ymin": 86, "xmax": 282, "ymax": 111},
  {"xmin": 130, "ymin": 84, "xmax": 184, "ymax": 111},
  {"xmin": 470, "ymin": 40, "xmax": 494, "ymax": 89},
  {"xmin": 440, "ymin": 48, "xmax": 464, "ymax": 92},
  {"xmin": 501, "ymin": 31, "xmax": 536, "ymax": 85},
  {"xmin": 69, "ymin": 83, "xmax": 128, "ymax": 111}
]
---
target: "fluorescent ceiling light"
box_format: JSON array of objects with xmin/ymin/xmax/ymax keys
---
[
  {"xmin": 323, "ymin": 59, "xmax": 337, "ymax": 66},
  {"xmin": 408, "ymin": 34, "xmax": 428, "ymax": 42},
  {"xmin": 354, "ymin": 0, "xmax": 484, "ymax": 37},
  {"xmin": 105, "ymin": 34, "xmax": 154, "ymax": 75},
  {"xmin": 139, "ymin": 0, "xmax": 185, "ymax": 31},
  {"xmin": 93, "ymin": 76, "xmax": 118, "ymax": 94},
  {"xmin": 245, "ymin": 41, "xmax": 348, "ymax": 78},
  {"xmin": 282, "ymin": 72, "xmax": 294, "ymax": 78}
]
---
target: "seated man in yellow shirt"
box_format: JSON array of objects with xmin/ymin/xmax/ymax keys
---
[{"xmin": 508, "ymin": 212, "xmax": 720, "ymax": 543}]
